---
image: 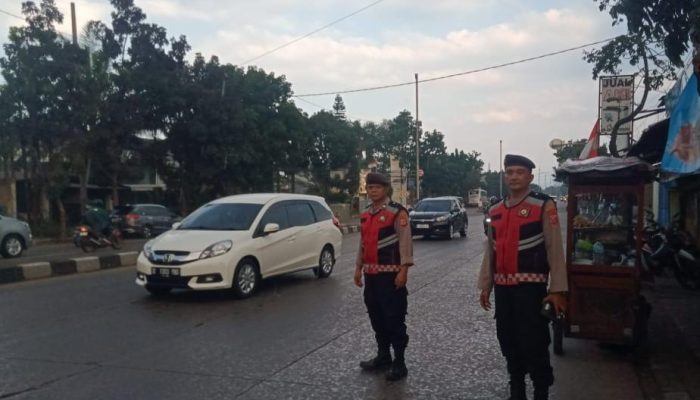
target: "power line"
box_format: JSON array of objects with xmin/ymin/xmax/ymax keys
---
[
  {"xmin": 296, "ymin": 36, "xmax": 623, "ymax": 97},
  {"xmin": 238, "ymin": 0, "xmax": 385, "ymax": 66},
  {"xmin": 0, "ymin": 8, "xmax": 24, "ymax": 20}
]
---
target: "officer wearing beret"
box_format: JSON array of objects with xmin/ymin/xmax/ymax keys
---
[
  {"xmin": 356, "ymin": 172, "xmax": 414, "ymax": 381},
  {"xmin": 478, "ymin": 155, "xmax": 567, "ymax": 400}
]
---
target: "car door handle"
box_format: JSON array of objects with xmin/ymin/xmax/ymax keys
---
[{"xmin": 288, "ymin": 236, "xmax": 296, "ymax": 242}]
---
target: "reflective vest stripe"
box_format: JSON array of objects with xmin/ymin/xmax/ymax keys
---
[
  {"xmin": 363, "ymin": 264, "xmax": 402, "ymax": 274},
  {"xmin": 494, "ymin": 273, "xmax": 547, "ymax": 285}
]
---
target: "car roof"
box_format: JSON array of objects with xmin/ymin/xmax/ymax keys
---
[
  {"xmin": 422, "ymin": 196, "xmax": 459, "ymax": 201},
  {"xmin": 210, "ymin": 193, "xmax": 327, "ymax": 205}
]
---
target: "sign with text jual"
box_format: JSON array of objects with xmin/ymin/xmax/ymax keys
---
[{"xmin": 599, "ymin": 75, "xmax": 634, "ymax": 136}]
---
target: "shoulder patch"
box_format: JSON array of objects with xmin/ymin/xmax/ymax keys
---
[
  {"xmin": 399, "ymin": 212, "xmax": 408, "ymax": 227},
  {"xmin": 547, "ymin": 207, "xmax": 559, "ymax": 225}
]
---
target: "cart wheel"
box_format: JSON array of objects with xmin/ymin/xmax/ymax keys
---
[{"xmin": 552, "ymin": 320, "xmax": 564, "ymax": 355}]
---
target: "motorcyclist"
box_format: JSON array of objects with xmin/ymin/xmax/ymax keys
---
[{"xmin": 80, "ymin": 200, "xmax": 112, "ymax": 242}]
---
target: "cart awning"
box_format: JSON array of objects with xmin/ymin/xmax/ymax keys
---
[{"xmin": 555, "ymin": 156, "xmax": 656, "ymax": 184}]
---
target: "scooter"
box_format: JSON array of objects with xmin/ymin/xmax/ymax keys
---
[
  {"xmin": 666, "ymin": 220, "xmax": 700, "ymax": 291},
  {"xmin": 78, "ymin": 225, "xmax": 122, "ymax": 253}
]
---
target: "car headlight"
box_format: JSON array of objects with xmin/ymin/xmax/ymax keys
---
[
  {"xmin": 143, "ymin": 241, "xmax": 154, "ymax": 259},
  {"xmin": 435, "ymin": 215, "xmax": 449, "ymax": 222},
  {"xmin": 485, "ymin": 217, "xmax": 492, "ymax": 224},
  {"xmin": 199, "ymin": 240, "xmax": 233, "ymax": 260}
]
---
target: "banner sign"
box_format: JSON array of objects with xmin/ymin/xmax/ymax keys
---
[
  {"xmin": 599, "ymin": 75, "xmax": 634, "ymax": 136},
  {"xmin": 662, "ymin": 74, "xmax": 700, "ymax": 174}
]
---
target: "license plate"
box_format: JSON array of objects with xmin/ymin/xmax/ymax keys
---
[
  {"xmin": 79, "ymin": 232, "xmax": 88, "ymax": 236},
  {"xmin": 153, "ymin": 268, "xmax": 180, "ymax": 277},
  {"xmin": 417, "ymin": 224, "xmax": 429, "ymax": 229}
]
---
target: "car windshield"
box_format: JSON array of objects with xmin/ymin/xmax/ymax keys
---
[
  {"xmin": 415, "ymin": 200, "xmax": 451, "ymax": 212},
  {"xmin": 179, "ymin": 203, "xmax": 263, "ymax": 231}
]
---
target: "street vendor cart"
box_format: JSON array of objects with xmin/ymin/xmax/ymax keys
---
[{"xmin": 553, "ymin": 156, "xmax": 655, "ymax": 354}]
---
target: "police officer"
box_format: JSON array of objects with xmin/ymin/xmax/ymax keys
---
[
  {"xmin": 355, "ymin": 172, "xmax": 414, "ymax": 381},
  {"xmin": 478, "ymin": 155, "xmax": 567, "ymax": 400}
]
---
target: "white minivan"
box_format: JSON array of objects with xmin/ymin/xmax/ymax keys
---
[{"xmin": 135, "ymin": 194, "xmax": 342, "ymax": 298}]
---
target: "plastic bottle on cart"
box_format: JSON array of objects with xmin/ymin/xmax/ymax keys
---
[{"xmin": 593, "ymin": 241, "xmax": 605, "ymax": 265}]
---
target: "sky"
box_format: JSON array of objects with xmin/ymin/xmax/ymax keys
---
[{"xmin": 0, "ymin": 0, "xmax": 674, "ymax": 187}]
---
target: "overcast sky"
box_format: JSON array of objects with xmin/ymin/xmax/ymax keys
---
[{"xmin": 0, "ymin": 0, "xmax": 672, "ymax": 186}]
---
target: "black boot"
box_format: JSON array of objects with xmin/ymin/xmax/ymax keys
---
[
  {"xmin": 508, "ymin": 377, "xmax": 527, "ymax": 400},
  {"xmin": 385, "ymin": 348, "xmax": 408, "ymax": 381},
  {"xmin": 533, "ymin": 386, "xmax": 548, "ymax": 400},
  {"xmin": 359, "ymin": 348, "xmax": 392, "ymax": 371}
]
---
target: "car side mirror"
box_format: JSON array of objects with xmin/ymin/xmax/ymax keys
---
[
  {"xmin": 263, "ymin": 223, "xmax": 280, "ymax": 235},
  {"xmin": 171, "ymin": 222, "xmax": 181, "ymax": 230}
]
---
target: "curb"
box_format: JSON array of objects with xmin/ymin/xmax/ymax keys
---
[{"xmin": 0, "ymin": 251, "xmax": 139, "ymax": 286}]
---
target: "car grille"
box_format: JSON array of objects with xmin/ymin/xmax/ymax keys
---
[
  {"xmin": 149, "ymin": 250, "xmax": 193, "ymax": 265},
  {"xmin": 154, "ymin": 250, "xmax": 190, "ymax": 256}
]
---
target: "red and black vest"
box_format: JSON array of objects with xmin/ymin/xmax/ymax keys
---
[
  {"xmin": 360, "ymin": 201, "xmax": 405, "ymax": 273},
  {"xmin": 488, "ymin": 192, "xmax": 552, "ymax": 286}
]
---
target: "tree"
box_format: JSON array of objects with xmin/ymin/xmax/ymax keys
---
[
  {"xmin": 585, "ymin": 1, "xmax": 700, "ymax": 155},
  {"xmin": 332, "ymin": 94, "xmax": 346, "ymax": 121},
  {"xmin": 553, "ymin": 139, "xmax": 609, "ymax": 164},
  {"xmin": 481, "ymin": 170, "xmax": 503, "ymax": 199},
  {"xmin": 1, "ymin": 0, "xmax": 72, "ymax": 225}
]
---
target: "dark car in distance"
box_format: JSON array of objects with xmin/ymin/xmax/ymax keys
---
[
  {"xmin": 409, "ymin": 197, "xmax": 468, "ymax": 239},
  {"xmin": 111, "ymin": 204, "xmax": 180, "ymax": 238}
]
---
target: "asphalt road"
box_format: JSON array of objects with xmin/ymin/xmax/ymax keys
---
[
  {"xmin": 0, "ymin": 238, "xmax": 148, "ymax": 268},
  {"xmin": 0, "ymin": 212, "xmax": 643, "ymax": 400}
]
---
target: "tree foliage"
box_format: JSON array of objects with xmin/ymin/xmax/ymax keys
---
[{"xmin": 0, "ymin": 0, "xmax": 486, "ymax": 230}]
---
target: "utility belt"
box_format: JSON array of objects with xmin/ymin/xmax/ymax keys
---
[
  {"xmin": 494, "ymin": 272, "xmax": 548, "ymax": 285},
  {"xmin": 363, "ymin": 264, "xmax": 402, "ymax": 275}
]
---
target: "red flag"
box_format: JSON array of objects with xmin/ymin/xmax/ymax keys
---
[{"xmin": 579, "ymin": 120, "xmax": 600, "ymax": 160}]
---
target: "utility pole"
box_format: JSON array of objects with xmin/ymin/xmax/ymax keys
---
[
  {"xmin": 499, "ymin": 140, "xmax": 503, "ymax": 199},
  {"xmin": 70, "ymin": 2, "xmax": 78, "ymax": 46},
  {"xmin": 415, "ymin": 73, "xmax": 420, "ymax": 202}
]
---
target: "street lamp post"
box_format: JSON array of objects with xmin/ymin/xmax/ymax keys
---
[
  {"xmin": 499, "ymin": 140, "xmax": 503, "ymax": 198},
  {"xmin": 415, "ymin": 73, "xmax": 420, "ymax": 202}
]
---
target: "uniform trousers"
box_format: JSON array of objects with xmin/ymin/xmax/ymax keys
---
[
  {"xmin": 363, "ymin": 272, "xmax": 409, "ymax": 351},
  {"xmin": 494, "ymin": 283, "xmax": 554, "ymax": 388}
]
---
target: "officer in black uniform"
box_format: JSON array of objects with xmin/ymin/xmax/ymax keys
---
[
  {"xmin": 478, "ymin": 155, "xmax": 568, "ymax": 400},
  {"xmin": 355, "ymin": 172, "xmax": 414, "ymax": 381}
]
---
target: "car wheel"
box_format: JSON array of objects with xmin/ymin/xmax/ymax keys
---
[
  {"xmin": 142, "ymin": 225, "xmax": 153, "ymax": 239},
  {"xmin": 146, "ymin": 285, "xmax": 172, "ymax": 296},
  {"xmin": 232, "ymin": 259, "xmax": 260, "ymax": 299},
  {"xmin": 1, "ymin": 234, "xmax": 24, "ymax": 258},
  {"xmin": 316, "ymin": 246, "xmax": 335, "ymax": 279},
  {"xmin": 445, "ymin": 223, "xmax": 454, "ymax": 240}
]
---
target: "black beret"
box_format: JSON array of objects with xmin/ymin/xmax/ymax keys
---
[
  {"xmin": 504, "ymin": 154, "xmax": 535, "ymax": 170},
  {"xmin": 366, "ymin": 172, "xmax": 390, "ymax": 187}
]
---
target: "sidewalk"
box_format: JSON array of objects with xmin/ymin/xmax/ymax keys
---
[{"xmin": 635, "ymin": 278, "xmax": 700, "ymax": 400}]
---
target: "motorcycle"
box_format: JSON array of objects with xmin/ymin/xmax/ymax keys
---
[
  {"xmin": 641, "ymin": 211, "xmax": 700, "ymax": 290},
  {"xmin": 666, "ymin": 219, "xmax": 700, "ymax": 291},
  {"xmin": 77, "ymin": 225, "xmax": 122, "ymax": 253}
]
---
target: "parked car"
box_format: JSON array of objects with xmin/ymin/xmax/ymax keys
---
[
  {"xmin": 111, "ymin": 204, "xmax": 180, "ymax": 238},
  {"xmin": 0, "ymin": 214, "xmax": 32, "ymax": 258},
  {"xmin": 409, "ymin": 196, "xmax": 468, "ymax": 239},
  {"xmin": 135, "ymin": 194, "xmax": 343, "ymax": 297}
]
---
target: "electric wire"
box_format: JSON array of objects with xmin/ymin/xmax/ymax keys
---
[
  {"xmin": 238, "ymin": 0, "xmax": 385, "ymax": 66},
  {"xmin": 296, "ymin": 36, "xmax": 623, "ymax": 97},
  {"xmin": 0, "ymin": 8, "xmax": 23, "ymax": 20}
]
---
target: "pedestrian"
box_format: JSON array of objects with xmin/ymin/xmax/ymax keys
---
[
  {"xmin": 355, "ymin": 172, "xmax": 414, "ymax": 381},
  {"xmin": 478, "ymin": 154, "xmax": 568, "ymax": 400}
]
